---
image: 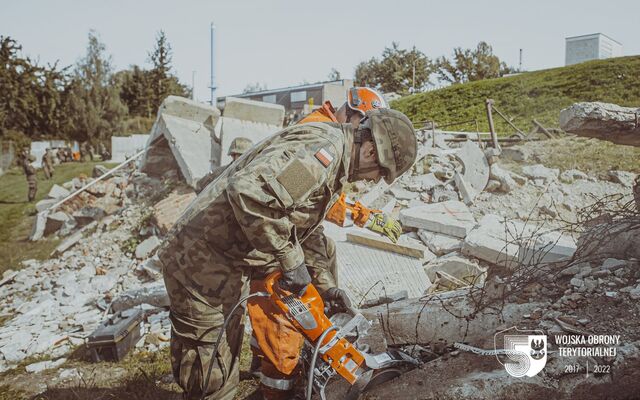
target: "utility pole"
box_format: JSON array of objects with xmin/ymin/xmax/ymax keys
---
[
  {"xmin": 192, "ymin": 71, "xmax": 196, "ymax": 100},
  {"xmin": 412, "ymin": 61, "xmax": 416, "ymax": 93},
  {"xmin": 519, "ymin": 48, "xmax": 523, "ymax": 72},
  {"xmin": 210, "ymin": 22, "xmax": 217, "ymax": 106}
]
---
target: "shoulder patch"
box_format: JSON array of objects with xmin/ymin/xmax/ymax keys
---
[
  {"xmin": 276, "ymin": 158, "xmax": 316, "ymax": 203},
  {"xmin": 314, "ymin": 148, "xmax": 334, "ymax": 168}
]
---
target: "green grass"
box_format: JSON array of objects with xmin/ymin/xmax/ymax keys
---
[
  {"xmin": 392, "ymin": 55, "xmax": 640, "ymax": 134},
  {"xmin": 0, "ymin": 161, "xmax": 116, "ymax": 275}
]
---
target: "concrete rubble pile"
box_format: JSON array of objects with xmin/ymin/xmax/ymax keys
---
[{"xmin": 2, "ymin": 95, "xmax": 640, "ymax": 398}]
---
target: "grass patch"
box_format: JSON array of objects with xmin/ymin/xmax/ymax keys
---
[
  {"xmin": 0, "ymin": 161, "xmax": 117, "ymax": 275},
  {"xmin": 392, "ymin": 55, "xmax": 640, "ymax": 134}
]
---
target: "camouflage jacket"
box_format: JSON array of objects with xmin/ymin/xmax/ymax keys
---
[{"xmin": 159, "ymin": 122, "xmax": 352, "ymax": 286}]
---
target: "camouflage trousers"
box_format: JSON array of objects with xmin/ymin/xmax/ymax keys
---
[
  {"xmin": 27, "ymin": 176, "xmax": 37, "ymax": 202},
  {"xmin": 163, "ymin": 258, "xmax": 249, "ymax": 400},
  {"xmin": 43, "ymin": 165, "xmax": 53, "ymax": 179}
]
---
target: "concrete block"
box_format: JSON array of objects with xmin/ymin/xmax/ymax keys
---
[
  {"xmin": 454, "ymin": 172, "xmax": 476, "ymax": 205},
  {"xmin": 454, "ymin": 141, "xmax": 489, "ymax": 193},
  {"xmin": 47, "ymin": 184, "xmax": 70, "ymax": 199},
  {"xmin": 417, "ymin": 230, "xmax": 462, "ymax": 256},
  {"xmin": 400, "ymin": 200, "xmax": 476, "ymax": 239},
  {"xmin": 490, "ymin": 164, "xmax": 517, "ymax": 193},
  {"xmin": 135, "ymin": 236, "xmax": 161, "ymax": 259},
  {"xmin": 362, "ymin": 293, "xmax": 542, "ymax": 346},
  {"xmin": 522, "ymin": 164, "xmax": 559, "ymax": 183},
  {"xmin": 335, "ymin": 241, "xmax": 431, "ymax": 304},
  {"xmin": 461, "ymin": 214, "xmax": 524, "ymax": 268},
  {"xmin": 35, "ymin": 198, "xmax": 57, "ymax": 212},
  {"xmin": 222, "ymin": 96, "xmax": 284, "ymax": 126},
  {"xmin": 518, "ymin": 230, "xmax": 577, "ymax": 265},
  {"xmin": 44, "ymin": 212, "xmax": 71, "ymax": 236},
  {"xmin": 152, "ymin": 186, "xmax": 196, "ymax": 234},
  {"xmin": 29, "ymin": 211, "xmax": 48, "ymax": 241},
  {"xmin": 425, "ymin": 254, "xmax": 487, "ymax": 290},
  {"xmin": 161, "ymin": 95, "xmax": 220, "ymax": 127}
]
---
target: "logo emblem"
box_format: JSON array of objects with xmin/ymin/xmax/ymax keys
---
[{"xmin": 495, "ymin": 327, "xmax": 547, "ymax": 377}]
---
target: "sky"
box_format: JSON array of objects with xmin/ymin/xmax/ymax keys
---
[{"xmin": 2, "ymin": 0, "xmax": 639, "ymax": 101}]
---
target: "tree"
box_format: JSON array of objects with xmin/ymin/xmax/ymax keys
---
[
  {"xmin": 435, "ymin": 41, "xmax": 516, "ymax": 84},
  {"xmin": 328, "ymin": 68, "xmax": 341, "ymax": 81},
  {"xmin": 355, "ymin": 42, "xmax": 434, "ymax": 95},
  {"xmin": 64, "ymin": 30, "xmax": 127, "ymax": 143},
  {"xmin": 147, "ymin": 31, "xmax": 189, "ymax": 112}
]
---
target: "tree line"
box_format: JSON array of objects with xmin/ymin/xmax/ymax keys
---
[
  {"xmin": 355, "ymin": 41, "xmax": 517, "ymax": 95},
  {"xmin": 0, "ymin": 30, "xmax": 189, "ymax": 147}
]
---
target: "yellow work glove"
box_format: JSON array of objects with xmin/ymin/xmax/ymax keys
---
[{"xmin": 365, "ymin": 213, "xmax": 402, "ymax": 243}]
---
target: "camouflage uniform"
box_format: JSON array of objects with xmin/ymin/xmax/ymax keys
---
[
  {"xmin": 42, "ymin": 150, "xmax": 54, "ymax": 179},
  {"xmin": 22, "ymin": 157, "xmax": 37, "ymax": 202},
  {"xmin": 159, "ymin": 122, "xmax": 350, "ymax": 399}
]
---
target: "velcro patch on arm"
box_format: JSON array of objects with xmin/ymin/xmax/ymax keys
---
[{"xmin": 276, "ymin": 158, "xmax": 316, "ymax": 203}]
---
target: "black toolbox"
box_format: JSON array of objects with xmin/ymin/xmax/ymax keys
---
[{"xmin": 87, "ymin": 309, "xmax": 145, "ymax": 362}]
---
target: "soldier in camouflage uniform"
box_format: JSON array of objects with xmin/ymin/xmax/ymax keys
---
[
  {"xmin": 158, "ymin": 109, "xmax": 417, "ymax": 400},
  {"xmin": 22, "ymin": 154, "xmax": 37, "ymax": 202},
  {"xmin": 42, "ymin": 149, "xmax": 54, "ymax": 179},
  {"xmin": 195, "ymin": 137, "xmax": 254, "ymax": 194}
]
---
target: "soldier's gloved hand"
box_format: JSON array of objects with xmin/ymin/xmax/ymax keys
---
[
  {"xmin": 365, "ymin": 213, "xmax": 402, "ymax": 243},
  {"xmin": 279, "ymin": 262, "xmax": 311, "ymax": 297},
  {"xmin": 322, "ymin": 287, "xmax": 352, "ymax": 315}
]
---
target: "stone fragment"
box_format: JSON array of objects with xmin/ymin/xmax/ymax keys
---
[
  {"xmin": 521, "ymin": 164, "xmax": 559, "ymax": 183},
  {"xmin": 559, "ymin": 101, "xmax": 640, "ymax": 147},
  {"xmin": 92, "ymin": 165, "xmax": 109, "ymax": 178},
  {"xmin": 400, "ymin": 200, "xmax": 476, "ymax": 239},
  {"xmin": 417, "ymin": 230, "xmax": 463, "ymax": 256},
  {"xmin": 25, "ymin": 357, "xmax": 66, "ymax": 373},
  {"xmin": 44, "ymin": 212, "xmax": 71, "ymax": 236},
  {"xmin": 484, "ymin": 180, "xmax": 501, "ymax": 192},
  {"xmin": 135, "ymin": 236, "xmax": 161, "ymax": 259},
  {"xmin": 73, "ymin": 207, "xmax": 105, "ymax": 227},
  {"xmin": 454, "ymin": 141, "xmax": 490, "ymax": 192},
  {"xmin": 489, "ymin": 164, "xmax": 517, "ymax": 193},
  {"xmin": 408, "ymin": 173, "xmax": 442, "ymax": 192},
  {"xmin": 425, "ymin": 254, "xmax": 487, "ymax": 291},
  {"xmin": 608, "ymin": 170, "xmax": 636, "ymax": 188},
  {"xmin": 454, "ymin": 172, "xmax": 476, "ymax": 205},
  {"xmin": 431, "ymin": 186, "xmax": 458, "ymax": 203},
  {"xmin": 47, "ymin": 184, "xmax": 70, "ymax": 199},
  {"xmin": 35, "ymin": 198, "xmax": 57, "ymax": 212},
  {"xmin": 559, "ymin": 169, "xmax": 588, "ymax": 183},
  {"xmin": 501, "ymin": 147, "xmax": 531, "ymax": 162},
  {"xmin": 152, "ymin": 186, "xmax": 196, "ymax": 234},
  {"xmin": 111, "ymin": 282, "xmax": 170, "ymax": 312},
  {"xmin": 388, "ymin": 186, "xmax": 419, "ymax": 200}
]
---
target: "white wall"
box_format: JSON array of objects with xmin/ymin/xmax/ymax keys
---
[{"xmin": 111, "ymin": 134, "xmax": 150, "ymax": 162}]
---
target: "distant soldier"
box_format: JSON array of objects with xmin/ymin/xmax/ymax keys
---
[
  {"xmin": 88, "ymin": 143, "xmax": 95, "ymax": 161},
  {"xmin": 22, "ymin": 153, "xmax": 37, "ymax": 202},
  {"xmin": 195, "ymin": 137, "xmax": 254, "ymax": 193},
  {"xmin": 98, "ymin": 142, "xmax": 110, "ymax": 161},
  {"xmin": 42, "ymin": 149, "xmax": 54, "ymax": 179}
]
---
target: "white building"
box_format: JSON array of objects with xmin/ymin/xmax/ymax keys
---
[{"xmin": 565, "ymin": 33, "xmax": 622, "ymax": 66}]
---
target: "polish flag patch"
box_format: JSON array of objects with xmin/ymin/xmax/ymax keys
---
[{"xmin": 314, "ymin": 148, "xmax": 334, "ymax": 168}]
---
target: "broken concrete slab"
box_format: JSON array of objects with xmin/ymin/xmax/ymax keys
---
[
  {"xmin": 454, "ymin": 141, "xmax": 490, "ymax": 193},
  {"xmin": 559, "ymin": 101, "xmax": 640, "ymax": 147},
  {"xmin": 44, "ymin": 212, "xmax": 71, "ymax": 236},
  {"xmin": 218, "ymin": 97, "xmax": 284, "ymax": 165},
  {"xmin": 29, "ymin": 211, "xmax": 48, "ymax": 241},
  {"xmin": 389, "ymin": 185, "xmax": 420, "ymax": 200},
  {"xmin": 559, "ymin": 169, "xmax": 589, "ymax": 183},
  {"xmin": 72, "ymin": 207, "xmax": 105, "ymax": 227},
  {"xmin": 400, "ymin": 200, "xmax": 476, "ymax": 239},
  {"xmin": 111, "ymin": 281, "xmax": 169, "ymax": 312},
  {"xmin": 461, "ymin": 214, "xmax": 525, "ymax": 269},
  {"xmin": 608, "ymin": 170, "xmax": 636, "ymax": 188},
  {"xmin": 92, "ymin": 165, "xmax": 108, "ymax": 178},
  {"xmin": 431, "ymin": 186, "xmax": 459, "ymax": 203},
  {"xmin": 135, "ymin": 236, "xmax": 161, "ymax": 259},
  {"xmin": 501, "ymin": 146, "xmax": 531, "ymax": 162},
  {"xmin": 454, "ymin": 172, "xmax": 476, "ymax": 205},
  {"xmin": 521, "ymin": 164, "xmax": 559, "ymax": 183},
  {"xmin": 489, "ymin": 164, "xmax": 517, "ymax": 193},
  {"xmin": 152, "ymin": 186, "xmax": 196, "ymax": 234},
  {"xmin": 47, "ymin": 184, "xmax": 70, "ymax": 199},
  {"xmin": 35, "ymin": 198, "xmax": 57, "ymax": 212},
  {"xmin": 425, "ymin": 254, "xmax": 487, "ymax": 292},
  {"xmin": 417, "ymin": 229, "xmax": 463, "ymax": 256},
  {"xmin": 462, "ymin": 214, "xmax": 576, "ymax": 269},
  {"xmin": 141, "ymin": 96, "xmax": 221, "ymax": 188},
  {"xmin": 362, "ymin": 292, "xmax": 542, "ymax": 346},
  {"xmin": 335, "ymin": 240, "xmax": 431, "ymax": 304}
]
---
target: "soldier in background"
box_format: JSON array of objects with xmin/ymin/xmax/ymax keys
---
[
  {"xmin": 21, "ymin": 153, "xmax": 37, "ymax": 202},
  {"xmin": 42, "ymin": 149, "xmax": 54, "ymax": 179},
  {"xmin": 195, "ymin": 137, "xmax": 254, "ymax": 193}
]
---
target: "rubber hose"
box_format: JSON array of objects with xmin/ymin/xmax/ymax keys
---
[{"xmin": 307, "ymin": 326, "xmax": 338, "ymax": 400}]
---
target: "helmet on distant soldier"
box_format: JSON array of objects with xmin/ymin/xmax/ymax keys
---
[
  {"xmin": 362, "ymin": 109, "xmax": 417, "ymax": 184},
  {"xmin": 228, "ymin": 137, "xmax": 254, "ymax": 156}
]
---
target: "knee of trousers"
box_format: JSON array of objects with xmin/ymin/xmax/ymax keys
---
[{"xmin": 170, "ymin": 334, "xmax": 239, "ymax": 400}]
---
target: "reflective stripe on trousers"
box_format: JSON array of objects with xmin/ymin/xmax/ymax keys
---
[{"xmin": 259, "ymin": 373, "xmax": 295, "ymax": 391}]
